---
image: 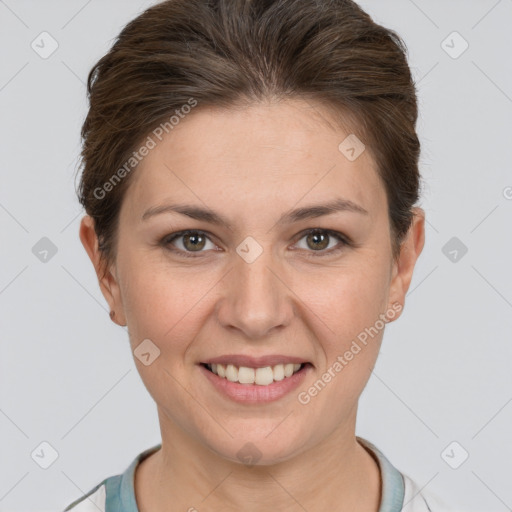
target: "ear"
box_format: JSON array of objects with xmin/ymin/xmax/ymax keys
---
[
  {"xmin": 386, "ymin": 207, "xmax": 425, "ymax": 322},
  {"xmin": 79, "ymin": 215, "xmax": 127, "ymax": 326}
]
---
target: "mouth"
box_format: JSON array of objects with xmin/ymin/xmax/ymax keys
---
[{"xmin": 200, "ymin": 362, "xmax": 310, "ymax": 386}]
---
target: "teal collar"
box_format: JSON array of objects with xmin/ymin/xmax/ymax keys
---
[{"xmin": 357, "ymin": 436, "xmax": 405, "ymax": 512}]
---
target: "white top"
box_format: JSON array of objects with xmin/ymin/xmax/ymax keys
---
[{"xmin": 63, "ymin": 436, "xmax": 459, "ymax": 511}]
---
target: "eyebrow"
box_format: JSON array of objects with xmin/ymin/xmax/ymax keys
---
[{"xmin": 141, "ymin": 197, "xmax": 368, "ymax": 228}]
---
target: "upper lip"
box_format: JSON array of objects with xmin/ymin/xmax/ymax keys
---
[{"xmin": 201, "ymin": 354, "xmax": 309, "ymax": 368}]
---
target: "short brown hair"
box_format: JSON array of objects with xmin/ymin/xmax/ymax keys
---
[{"xmin": 77, "ymin": 0, "xmax": 421, "ymax": 277}]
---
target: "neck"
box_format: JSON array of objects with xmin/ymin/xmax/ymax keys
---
[{"xmin": 135, "ymin": 414, "xmax": 381, "ymax": 512}]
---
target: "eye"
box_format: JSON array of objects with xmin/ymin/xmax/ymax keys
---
[
  {"xmin": 162, "ymin": 230, "xmax": 217, "ymax": 257},
  {"xmin": 293, "ymin": 228, "xmax": 349, "ymax": 257},
  {"xmin": 161, "ymin": 228, "xmax": 351, "ymax": 259}
]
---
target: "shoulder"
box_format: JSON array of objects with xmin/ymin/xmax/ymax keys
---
[
  {"xmin": 402, "ymin": 472, "xmax": 460, "ymax": 512},
  {"xmin": 63, "ymin": 478, "xmax": 109, "ymax": 512},
  {"xmin": 62, "ymin": 444, "xmax": 161, "ymax": 512}
]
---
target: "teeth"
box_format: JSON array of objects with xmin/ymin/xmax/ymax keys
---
[
  {"xmin": 238, "ymin": 366, "xmax": 255, "ymax": 384},
  {"xmin": 216, "ymin": 363, "xmax": 226, "ymax": 378},
  {"xmin": 225, "ymin": 364, "xmax": 238, "ymax": 382},
  {"xmin": 206, "ymin": 362, "xmax": 304, "ymax": 385},
  {"xmin": 273, "ymin": 364, "xmax": 285, "ymax": 381},
  {"xmin": 255, "ymin": 367, "xmax": 273, "ymax": 385}
]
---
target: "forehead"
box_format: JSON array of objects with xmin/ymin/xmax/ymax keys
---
[{"xmin": 123, "ymin": 98, "xmax": 385, "ymax": 223}]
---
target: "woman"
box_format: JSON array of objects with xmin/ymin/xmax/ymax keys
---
[{"xmin": 65, "ymin": 0, "xmax": 455, "ymax": 510}]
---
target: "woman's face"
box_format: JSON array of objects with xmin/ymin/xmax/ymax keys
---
[{"xmin": 81, "ymin": 98, "xmax": 424, "ymax": 465}]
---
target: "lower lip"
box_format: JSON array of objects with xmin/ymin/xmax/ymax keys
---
[{"xmin": 199, "ymin": 364, "xmax": 311, "ymax": 404}]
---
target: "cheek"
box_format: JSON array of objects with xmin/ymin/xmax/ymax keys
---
[
  {"xmin": 117, "ymin": 258, "xmax": 210, "ymax": 417},
  {"xmin": 117, "ymin": 251, "xmax": 198, "ymax": 345},
  {"xmin": 291, "ymin": 253, "xmax": 391, "ymax": 404},
  {"xmin": 297, "ymin": 275, "xmax": 388, "ymax": 412},
  {"xmin": 295, "ymin": 256, "xmax": 390, "ymax": 345}
]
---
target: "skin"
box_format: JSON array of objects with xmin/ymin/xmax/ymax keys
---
[{"xmin": 80, "ymin": 97, "xmax": 425, "ymax": 512}]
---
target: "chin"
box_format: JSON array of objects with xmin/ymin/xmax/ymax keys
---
[{"xmin": 205, "ymin": 430, "xmax": 307, "ymax": 467}]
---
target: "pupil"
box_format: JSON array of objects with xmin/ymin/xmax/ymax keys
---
[
  {"xmin": 308, "ymin": 232, "xmax": 328, "ymax": 250},
  {"xmin": 185, "ymin": 233, "xmax": 205, "ymax": 251}
]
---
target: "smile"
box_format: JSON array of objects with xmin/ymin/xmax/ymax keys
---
[{"xmin": 203, "ymin": 362, "xmax": 304, "ymax": 385}]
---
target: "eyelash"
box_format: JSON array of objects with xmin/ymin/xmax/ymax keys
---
[{"xmin": 160, "ymin": 228, "xmax": 351, "ymax": 259}]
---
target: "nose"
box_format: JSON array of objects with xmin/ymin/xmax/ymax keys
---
[{"xmin": 215, "ymin": 247, "xmax": 294, "ymax": 340}]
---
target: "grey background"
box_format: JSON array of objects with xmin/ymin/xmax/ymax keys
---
[{"xmin": 1, "ymin": 0, "xmax": 511, "ymax": 510}]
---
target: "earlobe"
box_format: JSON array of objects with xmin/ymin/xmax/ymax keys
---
[
  {"xmin": 79, "ymin": 215, "xmax": 127, "ymax": 326},
  {"xmin": 386, "ymin": 207, "xmax": 426, "ymax": 320}
]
